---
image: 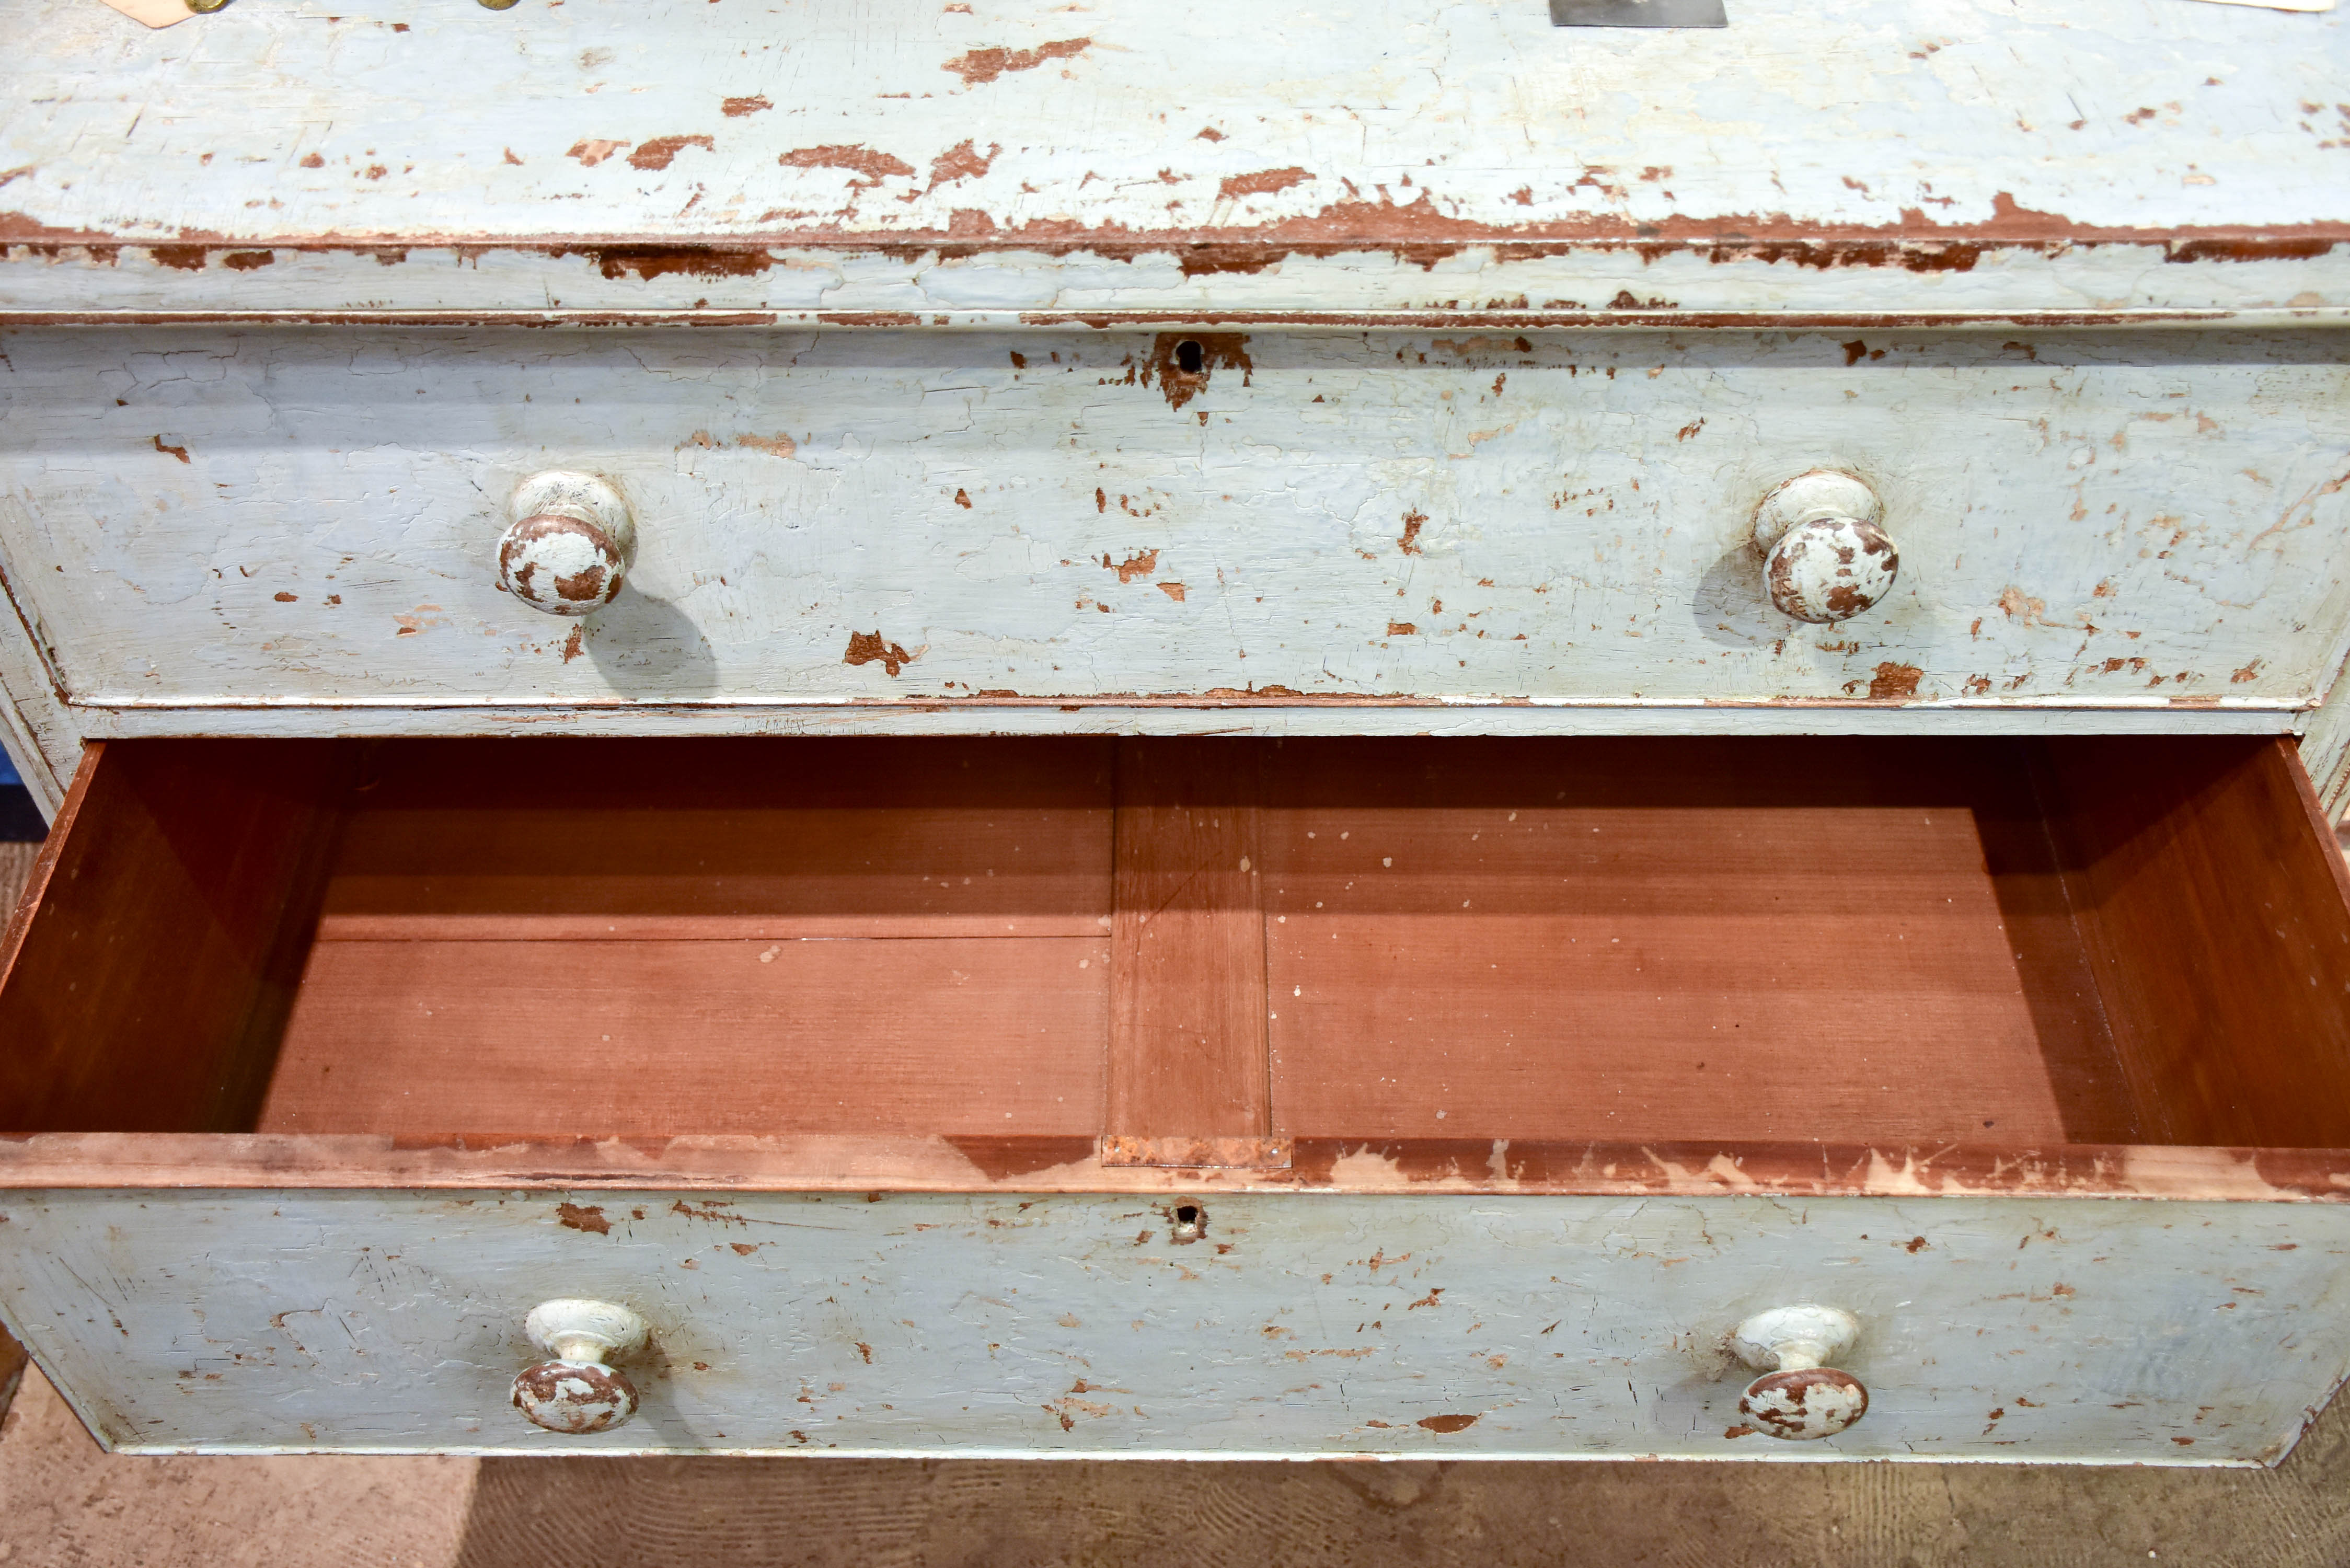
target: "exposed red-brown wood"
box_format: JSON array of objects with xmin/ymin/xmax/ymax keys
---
[
  {"xmin": 314, "ymin": 914, "xmax": 1108, "ymax": 942},
  {"xmin": 1105, "ymin": 740, "xmax": 1272, "ymax": 1151},
  {"xmin": 2040, "ymin": 736, "xmax": 2350, "ymax": 1147},
  {"xmin": 271, "ymin": 736, "xmax": 1116, "ymax": 1138},
  {"xmin": 260, "ymin": 936, "xmax": 1107, "ymax": 1137},
  {"xmin": 13, "ymin": 201, "xmax": 2346, "ymax": 271},
  {"xmin": 4, "ymin": 734, "xmax": 2348, "ymax": 1187},
  {"xmin": 0, "ymin": 740, "xmax": 343, "ymax": 1132},
  {"xmin": 1099, "ymin": 1134, "xmax": 1293, "ymax": 1169},
  {"xmin": 1259, "ymin": 737, "xmax": 2139, "ymax": 1146},
  {"xmin": 0, "ymin": 741, "xmax": 94, "ymax": 979},
  {"xmin": 319, "ymin": 735, "xmax": 1113, "ymax": 929},
  {"xmin": 2, "ymin": 1132, "xmax": 2348, "ymax": 1204},
  {"xmin": 0, "ymin": 1321, "xmax": 26, "ymax": 1427}
]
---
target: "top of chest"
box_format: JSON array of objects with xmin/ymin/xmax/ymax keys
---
[{"xmin": 2, "ymin": 0, "xmax": 2346, "ymax": 321}]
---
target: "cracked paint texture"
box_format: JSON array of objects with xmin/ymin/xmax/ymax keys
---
[
  {"xmin": 1, "ymin": 1188, "xmax": 2346, "ymax": 1461},
  {"xmin": 0, "ymin": 326, "xmax": 2343, "ymax": 729},
  {"xmin": 0, "ymin": 0, "xmax": 2347, "ymax": 317}
]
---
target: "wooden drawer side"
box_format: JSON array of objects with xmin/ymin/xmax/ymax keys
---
[
  {"xmin": 0, "ymin": 740, "xmax": 343, "ymax": 1132},
  {"xmin": 2038, "ymin": 737, "xmax": 2350, "ymax": 1148}
]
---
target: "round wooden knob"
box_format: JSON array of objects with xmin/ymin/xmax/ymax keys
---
[
  {"xmin": 1731, "ymin": 1305, "xmax": 1868, "ymax": 1440},
  {"xmin": 498, "ymin": 471, "xmax": 636, "ymax": 617},
  {"xmin": 512, "ymin": 1298, "xmax": 647, "ymax": 1434},
  {"xmin": 1752, "ymin": 470, "xmax": 1896, "ymax": 624}
]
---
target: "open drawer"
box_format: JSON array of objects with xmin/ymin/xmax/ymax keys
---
[{"xmin": 4, "ymin": 734, "xmax": 2350, "ymax": 1462}]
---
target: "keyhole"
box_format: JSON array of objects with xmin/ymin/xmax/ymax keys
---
[
  {"xmin": 1173, "ymin": 339, "xmax": 1205, "ymax": 375},
  {"xmin": 1170, "ymin": 1202, "xmax": 1206, "ymax": 1243}
]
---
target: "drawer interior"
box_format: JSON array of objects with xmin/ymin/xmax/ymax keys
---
[{"xmin": 4, "ymin": 734, "xmax": 2349, "ymax": 1157}]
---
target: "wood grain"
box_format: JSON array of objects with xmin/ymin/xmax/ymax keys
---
[
  {"xmin": 259, "ymin": 937, "xmax": 1108, "ymax": 1137},
  {"xmin": 0, "ymin": 844, "xmax": 40, "ymax": 926},
  {"xmin": 7, "ymin": 733, "xmax": 2349, "ymax": 1166},
  {"xmin": 320, "ymin": 736, "xmax": 1113, "ymax": 928},
  {"xmin": 1259, "ymin": 738, "xmax": 2137, "ymax": 1146},
  {"xmin": 271, "ymin": 737, "xmax": 1117, "ymax": 1136},
  {"xmin": 0, "ymin": 741, "xmax": 343, "ymax": 1132},
  {"xmin": 1107, "ymin": 740, "xmax": 1270, "ymax": 1145},
  {"xmin": 2041, "ymin": 737, "xmax": 2350, "ymax": 1148}
]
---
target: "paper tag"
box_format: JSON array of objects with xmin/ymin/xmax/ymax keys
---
[
  {"xmin": 97, "ymin": 0, "xmax": 194, "ymax": 28},
  {"xmin": 2181, "ymin": 0, "xmax": 2333, "ymax": 11}
]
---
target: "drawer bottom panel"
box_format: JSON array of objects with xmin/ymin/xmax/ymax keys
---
[{"xmin": 1, "ymin": 1190, "xmax": 2345, "ymax": 1463}]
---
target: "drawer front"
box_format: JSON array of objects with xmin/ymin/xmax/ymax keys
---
[
  {"xmin": 3, "ymin": 1189, "xmax": 2345, "ymax": 1461},
  {"xmin": 1, "ymin": 327, "xmax": 2344, "ymax": 726}
]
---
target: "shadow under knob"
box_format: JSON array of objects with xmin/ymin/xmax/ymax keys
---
[{"xmin": 498, "ymin": 470, "xmax": 636, "ymax": 617}]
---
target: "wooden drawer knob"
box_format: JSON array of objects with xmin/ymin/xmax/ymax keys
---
[
  {"xmin": 1752, "ymin": 470, "xmax": 1896, "ymax": 624},
  {"xmin": 1730, "ymin": 1305, "xmax": 1868, "ymax": 1440},
  {"xmin": 511, "ymin": 1298, "xmax": 648, "ymax": 1434},
  {"xmin": 498, "ymin": 471, "xmax": 637, "ymax": 617}
]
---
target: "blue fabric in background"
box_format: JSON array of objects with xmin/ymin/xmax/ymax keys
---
[
  {"xmin": 0, "ymin": 739, "xmax": 43, "ymax": 840},
  {"xmin": 0, "ymin": 743, "xmax": 42, "ymax": 841}
]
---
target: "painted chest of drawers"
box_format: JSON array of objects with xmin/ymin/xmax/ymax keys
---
[{"xmin": 2, "ymin": 0, "xmax": 2349, "ymax": 1464}]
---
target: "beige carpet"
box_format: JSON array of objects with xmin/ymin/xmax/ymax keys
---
[
  {"xmin": 5, "ymin": 831, "xmax": 2350, "ymax": 1566},
  {"xmin": 6, "ymin": 1366, "xmax": 2350, "ymax": 1567}
]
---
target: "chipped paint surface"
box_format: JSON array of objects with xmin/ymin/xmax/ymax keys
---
[
  {"xmin": 2301, "ymin": 644, "xmax": 2350, "ymax": 818},
  {"xmin": 0, "ymin": 661, "xmax": 58, "ymax": 818},
  {"xmin": 1099, "ymin": 1136, "xmax": 1295, "ymax": 1170},
  {"xmin": 1753, "ymin": 471, "xmax": 1898, "ymax": 624},
  {"xmin": 1733, "ymin": 1305, "xmax": 1869, "ymax": 1439},
  {"xmin": 0, "ymin": 0, "xmax": 2346, "ymax": 320},
  {"xmin": 1765, "ymin": 518, "xmax": 1899, "ymax": 625},
  {"xmin": 0, "ymin": 325, "xmax": 2341, "ymax": 779},
  {"xmin": 510, "ymin": 1359, "xmax": 638, "ymax": 1435},
  {"xmin": 0, "ymin": 0, "xmax": 2342, "ymax": 1470},
  {"xmin": 12, "ymin": 1133, "xmax": 2350, "ymax": 1202},
  {"xmin": 496, "ymin": 469, "xmax": 637, "ymax": 617},
  {"xmin": 497, "ymin": 517, "xmax": 626, "ymax": 616},
  {"xmin": 1741, "ymin": 1367, "xmax": 1870, "ymax": 1441},
  {"xmin": 1, "ymin": 1188, "xmax": 2346, "ymax": 1462},
  {"xmin": 511, "ymin": 1298, "xmax": 647, "ymax": 1433}
]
